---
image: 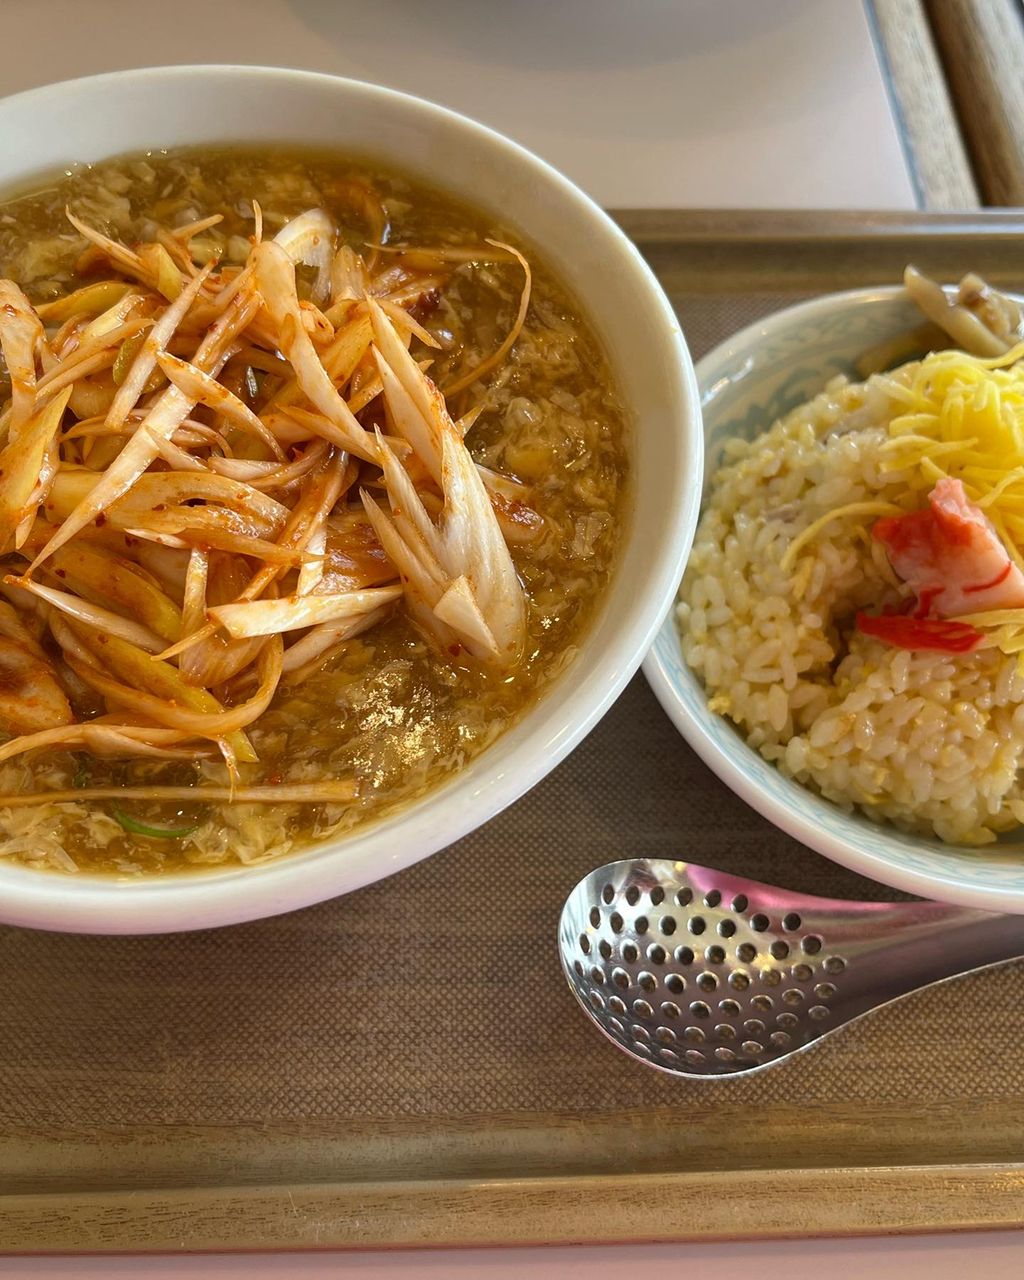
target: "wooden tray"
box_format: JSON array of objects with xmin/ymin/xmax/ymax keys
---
[{"xmin": 4, "ymin": 211, "xmax": 1024, "ymax": 1254}]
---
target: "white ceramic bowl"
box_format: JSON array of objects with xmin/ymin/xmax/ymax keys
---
[
  {"xmin": 644, "ymin": 285, "xmax": 1024, "ymax": 914},
  {"xmin": 0, "ymin": 66, "xmax": 701, "ymax": 934}
]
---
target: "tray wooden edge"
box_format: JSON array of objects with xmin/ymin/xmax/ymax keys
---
[
  {"xmin": 3, "ymin": 1164, "xmax": 1023, "ymax": 1253},
  {"xmin": 609, "ymin": 208, "xmax": 1024, "ymax": 238},
  {"xmin": 606, "ymin": 208, "xmax": 1024, "ymax": 292}
]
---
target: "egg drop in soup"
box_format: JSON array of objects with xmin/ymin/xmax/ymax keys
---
[{"xmin": 0, "ymin": 148, "xmax": 629, "ymax": 874}]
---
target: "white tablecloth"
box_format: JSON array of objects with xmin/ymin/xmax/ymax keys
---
[{"xmin": 2, "ymin": 0, "xmax": 1014, "ymax": 1271}]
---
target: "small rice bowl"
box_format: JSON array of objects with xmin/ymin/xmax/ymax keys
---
[{"xmin": 678, "ymin": 372, "xmax": 1024, "ymax": 846}]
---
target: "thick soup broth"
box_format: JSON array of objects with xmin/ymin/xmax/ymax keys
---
[{"xmin": 0, "ymin": 148, "xmax": 627, "ymax": 874}]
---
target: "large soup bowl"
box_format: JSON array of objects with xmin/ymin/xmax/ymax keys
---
[
  {"xmin": 0, "ymin": 66, "xmax": 700, "ymax": 933},
  {"xmin": 644, "ymin": 286, "xmax": 1024, "ymax": 914}
]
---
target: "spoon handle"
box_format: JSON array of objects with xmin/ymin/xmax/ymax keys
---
[
  {"xmin": 821, "ymin": 901, "xmax": 1024, "ymax": 1017},
  {"xmin": 900, "ymin": 903, "xmax": 1024, "ymax": 975}
]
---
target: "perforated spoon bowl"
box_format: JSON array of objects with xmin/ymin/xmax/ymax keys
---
[{"xmin": 558, "ymin": 858, "xmax": 1024, "ymax": 1078}]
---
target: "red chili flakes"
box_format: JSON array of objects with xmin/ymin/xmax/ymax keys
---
[{"xmin": 409, "ymin": 287, "xmax": 441, "ymax": 323}]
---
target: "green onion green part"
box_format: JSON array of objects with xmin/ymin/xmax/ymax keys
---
[{"xmin": 111, "ymin": 807, "xmax": 200, "ymax": 840}]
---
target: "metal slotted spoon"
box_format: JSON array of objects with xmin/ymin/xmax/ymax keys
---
[{"xmin": 558, "ymin": 858, "xmax": 1024, "ymax": 1078}]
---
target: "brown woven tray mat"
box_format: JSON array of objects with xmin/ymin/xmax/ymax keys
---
[{"xmin": 2, "ymin": 290, "xmax": 1022, "ymax": 1184}]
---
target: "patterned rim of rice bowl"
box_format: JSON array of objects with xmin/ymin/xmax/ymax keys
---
[{"xmin": 643, "ymin": 285, "xmax": 1024, "ymax": 914}]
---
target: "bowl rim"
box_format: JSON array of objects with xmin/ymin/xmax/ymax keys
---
[
  {"xmin": 0, "ymin": 64, "xmax": 701, "ymax": 933},
  {"xmin": 643, "ymin": 284, "xmax": 1024, "ymax": 913}
]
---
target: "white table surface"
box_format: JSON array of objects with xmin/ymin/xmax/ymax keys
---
[
  {"xmin": 2, "ymin": 0, "xmax": 1016, "ymax": 1272},
  {"xmin": 0, "ymin": 0, "xmax": 915, "ymax": 210},
  {"xmin": 2, "ymin": 1235, "xmax": 1023, "ymax": 1279}
]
